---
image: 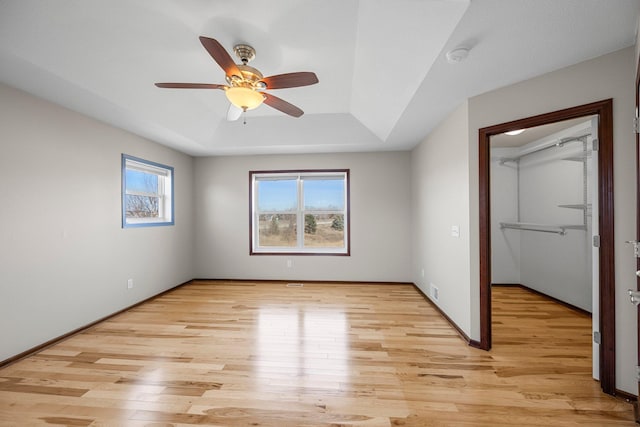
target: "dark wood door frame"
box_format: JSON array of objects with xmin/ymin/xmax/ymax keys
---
[
  {"xmin": 478, "ymin": 99, "xmax": 615, "ymax": 395},
  {"xmin": 634, "ymin": 53, "xmax": 640, "ymax": 421}
]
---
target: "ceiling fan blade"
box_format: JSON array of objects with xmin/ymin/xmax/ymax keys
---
[
  {"xmin": 263, "ymin": 93, "xmax": 304, "ymax": 118},
  {"xmin": 199, "ymin": 36, "xmax": 242, "ymax": 78},
  {"xmin": 260, "ymin": 72, "xmax": 319, "ymax": 89},
  {"xmin": 155, "ymin": 83, "xmax": 227, "ymax": 89},
  {"xmin": 227, "ymin": 104, "xmax": 242, "ymax": 121}
]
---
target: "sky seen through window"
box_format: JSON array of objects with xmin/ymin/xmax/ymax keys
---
[{"xmin": 258, "ymin": 178, "xmax": 344, "ymax": 211}]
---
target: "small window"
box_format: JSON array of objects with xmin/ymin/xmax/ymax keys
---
[
  {"xmin": 122, "ymin": 154, "xmax": 174, "ymax": 228},
  {"xmin": 250, "ymin": 170, "xmax": 350, "ymax": 255}
]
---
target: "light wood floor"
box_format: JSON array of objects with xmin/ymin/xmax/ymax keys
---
[{"xmin": 0, "ymin": 281, "xmax": 634, "ymax": 426}]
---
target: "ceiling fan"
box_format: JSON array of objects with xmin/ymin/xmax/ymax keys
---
[{"xmin": 155, "ymin": 36, "xmax": 319, "ymax": 120}]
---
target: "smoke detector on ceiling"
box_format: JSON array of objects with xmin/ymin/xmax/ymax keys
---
[{"xmin": 446, "ymin": 47, "xmax": 470, "ymax": 64}]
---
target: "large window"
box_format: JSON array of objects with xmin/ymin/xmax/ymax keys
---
[
  {"xmin": 250, "ymin": 170, "xmax": 350, "ymax": 255},
  {"xmin": 122, "ymin": 154, "xmax": 174, "ymax": 228}
]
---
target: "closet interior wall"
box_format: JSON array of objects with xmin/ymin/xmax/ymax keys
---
[{"xmin": 490, "ymin": 122, "xmax": 594, "ymax": 312}]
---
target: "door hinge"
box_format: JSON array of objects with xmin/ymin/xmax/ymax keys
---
[
  {"xmin": 593, "ymin": 235, "xmax": 600, "ymax": 248},
  {"xmin": 637, "ymin": 365, "xmax": 640, "ymax": 381},
  {"xmin": 593, "ymin": 331, "xmax": 601, "ymax": 344},
  {"xmin": 592, "ymin": 138, "xmax": 599, "ymax": 151},
  {"xmin": 634, "ymin": 116, "xmax": 640, "ymax": 134}
]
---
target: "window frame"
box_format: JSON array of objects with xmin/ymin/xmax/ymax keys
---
[
  {"xmin": 121, "ymin": 154, "xmax": 174, "ymax": 228},
  {"xmin": 249, "ymin": 169, "xmax": 350, "ymax": 256}
]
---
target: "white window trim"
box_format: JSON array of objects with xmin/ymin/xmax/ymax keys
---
[
  {"xmin": 122, "ymin": 154, "xmax": 174, "ymax": 228},
  {"xmin": 250, "ymin": 170, "xmax": 350, "ymax": 255}
]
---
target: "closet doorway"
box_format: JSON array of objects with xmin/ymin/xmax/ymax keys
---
[{"xmin": 478, "ymin": 99, "xmax": 615, "ymax": 395}]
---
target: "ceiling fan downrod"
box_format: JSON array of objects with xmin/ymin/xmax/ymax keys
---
[{"xmin": 233, "ymin": 44, "xmax": 256, "ymax": 65}]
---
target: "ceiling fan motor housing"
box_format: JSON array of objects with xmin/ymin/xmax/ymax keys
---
[
  {"xmin": 225, "ymin": 44, "xmax": 267, "ymax": 90},
  {"xmin": 225, "ymin": 64, "xmax": 266, "ymax": 90}
]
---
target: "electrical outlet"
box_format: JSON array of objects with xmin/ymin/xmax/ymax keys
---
[
  {"xmin": 127, "ymin": 279, "xmax": 134, "ymax": 289},
  {"xmin": 286, "ymin": 259, "xmax": 292, "ymax": 268},
  {"xmin": 421, "ymin": 268, "xmax": 425, "ymax": 278}
]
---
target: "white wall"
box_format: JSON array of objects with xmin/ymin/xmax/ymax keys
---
[
  {"xmin": 411, "ymin": 101, "xmax": 471, "ymax": 335},
  {"xmin": 517, "ymin": 141, "xmax": 592, "ymax": 311},
  {"xmin": 0, "ymin": 83, "xmax": 195, "ymax": 362},
  {"xmin": 194, "ymin": 152, "xmax": 412, "ymax": 282},
  {"xmin": 489, "ymin": 148, "xmax": 520, "ymax": 284},
  {"xmin": 466, "ymin": 47, "xmax": 636, "ymax": 394}
]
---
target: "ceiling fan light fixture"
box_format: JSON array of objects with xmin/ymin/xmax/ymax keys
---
[{"xmin": 225, "ymin": 86, "xmax": 265, "ymax": 111}]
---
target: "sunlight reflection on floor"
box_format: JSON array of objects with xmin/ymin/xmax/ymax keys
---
[{"xmin": 256, "ymin": 306, "xmax": 349, "ymax": 393}]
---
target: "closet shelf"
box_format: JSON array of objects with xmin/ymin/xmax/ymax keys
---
[
  {"xmin": 558, "ymin": 203, "xmax": 592, "ymax": 215},
  {"xmin": 500, "ymin": 151, "xmax": 591, "ymax": 165},
  {"xmin": 499, "ymin": 221, "xmax": 587, "ymax": 236},
  {"xmin": 558, "ymin": 204, "xmax": 591, "ymax": 210},
  {"xmin": 497, "ymin": 135, "xmax": 591, "ymax": 164},
  {"xmin": 562, "ymin": 151, "xmax": 592, "ymax": 162}
]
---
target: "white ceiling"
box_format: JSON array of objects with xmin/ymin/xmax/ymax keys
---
[{"xmin": 0, "ymin": 0, "xmax": 638, "ymax": 156}]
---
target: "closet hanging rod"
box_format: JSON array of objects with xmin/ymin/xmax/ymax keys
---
[
  {"xmin": 499, "ymin": 222, "xmax": 567, "ymax": 235},
  {"xmin": 499, "ymin": 133, "xmax": 590, "ymax": 164}
]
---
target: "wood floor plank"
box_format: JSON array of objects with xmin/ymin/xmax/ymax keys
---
[{"xmin": 0, "ymin": 281, "xmax": 634, "ymax": 425}]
